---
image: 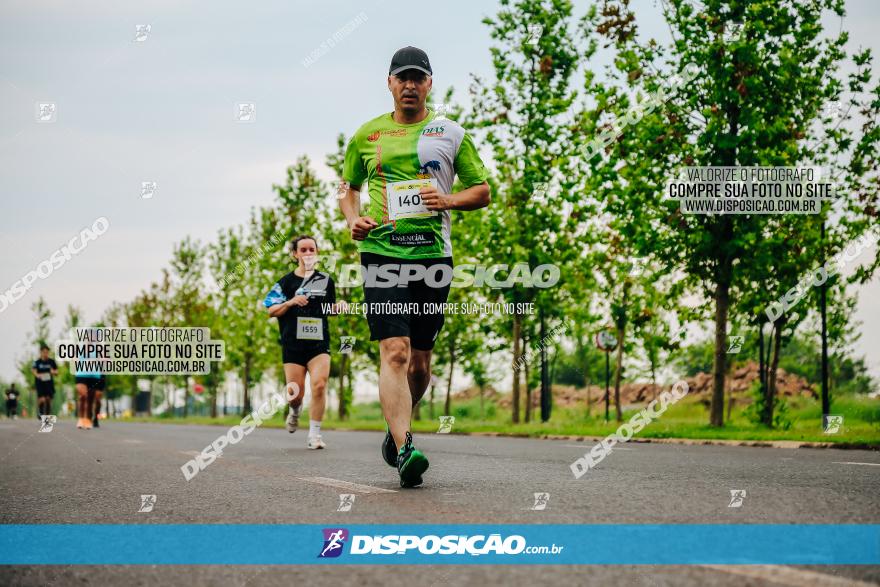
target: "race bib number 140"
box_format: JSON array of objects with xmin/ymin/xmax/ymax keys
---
[{"xmin": 387, "ymin": 178, "xmax": 438, "ymax": 220}]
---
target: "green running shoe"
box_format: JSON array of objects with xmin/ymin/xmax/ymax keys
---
[
  {"xmin": 382, "ymin": 428, "xmax": 397, "ymax": 467},
  {"xmin": 397, "ymin": 431, "xmax": 429, "ymax": 488}
]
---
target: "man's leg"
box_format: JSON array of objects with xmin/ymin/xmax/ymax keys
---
[
  {"xmin": 93, "ymin": 391, "xmax": 102, "ymax": 422},
  {"xmin": 76, "ymin": 384, "xmax": 88, "ymax": 427},
  {"xmin": 85, "ymin": 388, "xmax": 95, "ymax": 426},
  {"xmin": 408, "ymin": 349, "xmax": 432, "ymax": 407},
  {"xmin": 379, "ymin": 337, "xmax": 412, "ymax": 451}
]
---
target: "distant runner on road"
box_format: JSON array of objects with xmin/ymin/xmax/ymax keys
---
[
  {"xmin": 5, "ymin": 383, "xmax": 20, "ymax": 419},
  {"xmin": 74, "ymin": 330, "xmax": 105, "ymax": 430},
  {"xmin": 32, "ymin": 345, "xmax": 58, "ymax": 419},
  {"xmin": 264, "ymin": 235, "xmax": 346, "ymax": 450},
  {"xmin": 339, "ymin": 46, "xmax": 490, "ymax": 487}
]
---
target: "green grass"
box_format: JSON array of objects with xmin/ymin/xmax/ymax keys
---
[{"xmin": 119, "ymin": 393, "xmax": 879, "ymax": 446}]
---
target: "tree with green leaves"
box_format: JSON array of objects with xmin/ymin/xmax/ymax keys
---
[
  {"xmin": 589, "ymin": 0, "xmax": 879, "ymax": 426},
  {"xmin": 209, "ymin": 208, "xmax": 283, "ymax": 414},
  {"xmin": 168, "ymin": 237, "xmax": 209, "ymax": 417},
  {"xmin": 470, "ymin": 0, "xmax": 589, "ymax": 422}
]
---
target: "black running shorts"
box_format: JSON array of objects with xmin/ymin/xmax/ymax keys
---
[
  {"xmin": 75, "ymin": 376, "xmax": 106, "ymax": 391},
  {"xmin": 36, "ymin": 382, "xmax": 55, "ymax": 398},
  {"xmin": 282, "ymin": 346, "xmax": 329, "ymax": 367},
  {"xmin": 360, "ymin": 252, "xmax": 452, "ymax": 351}
]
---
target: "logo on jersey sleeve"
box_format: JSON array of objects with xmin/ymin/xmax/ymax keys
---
[{"xmin": 418, "ymin": 160, "xmax": 442, "ymax": 176}]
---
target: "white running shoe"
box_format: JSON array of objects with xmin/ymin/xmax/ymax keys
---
[
  {"xmin": 307, "ymin": 435, "xmax": 326, "ymax": 450},
  {"xmin": 286, "ymin": 404, "xmax": 302, "ymax": 433}
]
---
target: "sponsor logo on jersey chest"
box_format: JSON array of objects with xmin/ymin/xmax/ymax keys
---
[
  {"xmin": 390, "ymin": 232, "xmax": 436, "ymax": 247},
  {"xmin": 422, "ymin": 125, "xmax": 445, "ymax": 137},
  {"xmin": 368, "ymin": 129, "xmax": 408, "ymax": 142}
]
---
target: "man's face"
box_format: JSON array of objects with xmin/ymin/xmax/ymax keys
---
[
  {"xmin": 388, "ymin": 69, "xmax": 432, "ymax": 114},
  {"xmin": 40, "ymin": 349, "xmax": 49, "ymax": 359}
]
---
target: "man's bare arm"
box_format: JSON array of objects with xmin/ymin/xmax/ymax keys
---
[
  {"xmin": 421, "ymin": 182, "xmax": 491, "ymax": 212},
  {"xmin": 339, "ymin": 185, "xmax": 378, "ymax": 240}
]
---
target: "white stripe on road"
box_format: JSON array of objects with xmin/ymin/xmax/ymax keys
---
[
  {"xmin": 562, "ymin": 444, "xmax": 635, "ymax": 450},
  {"xmin": 703, "ymin": 565, "xmax": 877, "ymax": 587},
  {"xmin": 298, "ymin": 476, "xmax": 396, "ymax": 494},
  {"xmin": 123, "ymin": 439, "xmax": 143, "ymax": 444},
  {"xmin": 179, "ymin": 450, "xmax": 222, "ymax": 459},
  {"xmin": 832, "ymin": 461, "xmax": 880, "ymax": 467}
]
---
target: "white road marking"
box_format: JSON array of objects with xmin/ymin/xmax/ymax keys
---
[
  {"xmin": 298, "ymin": 476, "xmax": 396, "ymax": 494},
  {"xmin": 562, "ymin": 444, "xmax": 635, "ymax": 450},
  {"xmin": 703, "ymin": 564, "xmax": 877, "ymax": 587},
  {"xmin": 122, "ymin": 439, "xmax": 143, "ymax": 444},
  {"xmin": 179, "ymin": 450, "xmax": 221, "ymax": 459},
  {"xmin": 832, "ymin": 461, "xmax": 880, "ymax": 467}
]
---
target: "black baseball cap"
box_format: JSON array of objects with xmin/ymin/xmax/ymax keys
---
[{"xmin": 389, "ymin": 46, "xmax": 432, "ymax": 76}]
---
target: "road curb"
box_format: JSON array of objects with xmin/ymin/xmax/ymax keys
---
[
  {"xmin": 466, "ymin": 431, "xmax": 878, "ymax": 450},
  {"xmin": 121, "ymin": 420, "xmax": 878, "ymax": 450}
]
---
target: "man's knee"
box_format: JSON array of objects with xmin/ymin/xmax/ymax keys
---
[
  {"xmin": 381, "ymin": 338, "xmax": 410, "ymax": 370},
  {"xmin": 409, "ymin": 348, "xmax": 433, "ymax": 377},
  {"xmin": 408, "ymin": 360, "xmax": 429, "ymax": 381}
]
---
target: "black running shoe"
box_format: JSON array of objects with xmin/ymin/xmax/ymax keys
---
[
  {"xmin": 92, "ymin": 415, "xmax": 99, "ymax": 428},
  {"xmin": 397, "ymin": 431, "xmax": 429, "ymax": 488},
  {"xmin": 381, "ymin": 428, "xmax": 397, "ymax": 468}
]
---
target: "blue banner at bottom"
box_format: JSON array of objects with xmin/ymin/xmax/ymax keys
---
[{"xmin": 1, "ymin": 524, "xmax": 877, "ymax": 565}]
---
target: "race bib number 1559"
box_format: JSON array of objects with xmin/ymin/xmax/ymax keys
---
[{"xmin": 296, "ymin": 317, "xmax": 323, "ymax": 340}]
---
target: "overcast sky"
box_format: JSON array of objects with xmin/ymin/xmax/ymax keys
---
[{"xmin": 1, "ymin": 0, "xmax": 878, "ymax": 384}]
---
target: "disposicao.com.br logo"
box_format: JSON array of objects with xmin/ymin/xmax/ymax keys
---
[{"xmin": 319, "ymin": 529, "xmax": 563, "ymax": 558}]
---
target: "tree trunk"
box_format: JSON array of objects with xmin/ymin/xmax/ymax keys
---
[
  {"xmin": 710, "ymin": 276, "xmax": 731, "ymax": 427},
  {"xmin": 763, "ymin": 320, "xmax": 784, "ymax": 427},
  {"xmin": 243, "ymin": 358, "xmax": 251, "ymax": 415},
  {"xmin": 585, "ymin": 371, "xmax": 592, "ymax": 418},
  {"xmin": 210, "ymin": 386, "xmax": 217, "ymax": 418},
  {"xmin": 165, "ymin": 376, "xmax": 173, "ymax": 414},
  {"xmin": 762, "ymin": 325, "xmax": 774, "ymax": 422},
  {"xmin": 444, "ymin": 346, "xmax": 455, "ymax": 417},
  {"xmin": 479, "ymin": 384, "xmax": 484, "ymax": 419},
  {"xmin": 650, "ymin": 357, "xmax": 657, "ymax": 402},
  {"xmin": 183, "ymin": 376, "xmax": 190, "ymax": 418},
  {"xmin": 338, "ymin": 353, "xmax": 348, "ymax": 420},
  {"xmin": 540, "ymin": 309, "xmax": 550, "ymax": 423},
  {"xmin": 758, "ymin": 322, "xmax": 765, "ymax": 398},
  {"xmin": 512, "ymin": 313, "xmax": 521, "ymax": 423},
  {"xmin": 524, "ymin": 331, "xmax": 532, "ymax": 423},
  {"xmin": 613, "ymin": 323, "xmax": 625, "ymax": 422}
]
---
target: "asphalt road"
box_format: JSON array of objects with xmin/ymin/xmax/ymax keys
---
[{"xmin": 0, "ymin": 418, "xmax": 877, "ymax": 586}]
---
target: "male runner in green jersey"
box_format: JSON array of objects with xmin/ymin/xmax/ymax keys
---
[{"xmin": 339, "ymin": 46, "xmax": 490, "ymax": 487}]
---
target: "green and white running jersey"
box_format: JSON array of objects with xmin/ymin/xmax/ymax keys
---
[{"xmin": 343, "ymin": 110, "xmax": 489, "ymax": 259}]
